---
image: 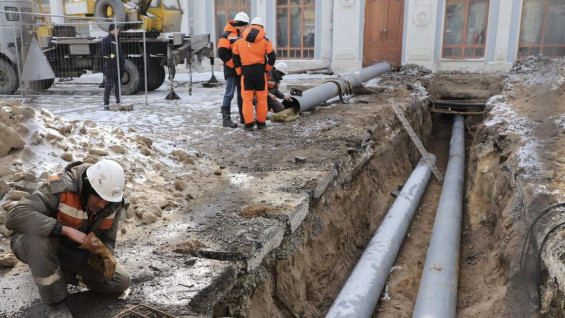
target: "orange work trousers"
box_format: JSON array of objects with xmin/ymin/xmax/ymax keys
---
[{"xmin": 240, "ymin": 73, "xmax": 268, "ymax": 124}]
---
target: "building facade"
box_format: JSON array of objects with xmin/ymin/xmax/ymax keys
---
[{"xmin": 48, "ymin": 0, "xmax": 565, "ymax": 73}]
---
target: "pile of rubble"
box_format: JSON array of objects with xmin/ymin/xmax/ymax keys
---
[{"xmin": 0, "ymin": 100, "xmax": 216, "ymax": 267}]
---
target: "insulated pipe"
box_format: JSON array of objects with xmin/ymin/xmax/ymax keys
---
[
  {"xmin": 326, "ymin": 155, "xmax": 436, "ymax": 318},
  {"xmin": 412, "ymin": 114, "xmax": 465, "ymax": 318},
  {"xmin": 283, "ymin": 62, "xmax": 390, "ymax": 113}
]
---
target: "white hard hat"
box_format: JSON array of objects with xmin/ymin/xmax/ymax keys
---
[
  {"xmin": 86, "ymin": 159, "xmax": 125, "ymax": 202},
  {"xmin": 275, "ymin": 62, "xmax": 288, "ymax": 75},
  {"xmin": 251, "ymin": 17, "xmax": 264, "ymax": 27},
  {"xmin": 234, "ymin": 12, "xmax": 250, "ymax": 25}
]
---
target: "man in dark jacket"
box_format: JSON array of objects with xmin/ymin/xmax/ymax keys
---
[
  {"xmin": 101, "ymin": 24, "xmax": 125, "ymax": 110},
  {"xmin": 266, "ymin": 62, "xmax": 292, "ymax": 113},
  {"xmin": 217, "ymin": 12, "xmax": 249, "ymax": 127},
  {"xmin": 5, "ymin": 160, "xmax": 131, "ymax": 318}
]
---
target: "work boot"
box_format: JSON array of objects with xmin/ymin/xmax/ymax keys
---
[
  {"xmin": 243, "ymin": 122, "xmax": 254, "ymax": 131},
  {"xmin": 45, "ymin": 299, "xmax": 73, "ymax": 318},
  {"xmin": 221, "ymin": 107, "xmax": 238, "ymax": 128},
  {"xmin": 256, "ymin": 121, "xmax": 266, "ymax": 130}
]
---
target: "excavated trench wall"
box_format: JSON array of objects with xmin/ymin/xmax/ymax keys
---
[
  {"xmin": 467, "ymin": 117, "xmax": 565, "ymax": 317},
  {"xmin": 213, "ymin": 97, "xmax": 432, "ymax": 317}
]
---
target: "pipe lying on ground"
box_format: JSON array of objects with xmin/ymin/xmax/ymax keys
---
[
  {"xmin": 283, "ymin": 62, "xmax": 390, "ymax": 113},
  {"xmin": 412, "ymin": 114, "xmax": 465, "ymax": 318},
  {"xmin": 325, "ymin": 155, "xmax": 437, "ymax": 318}
]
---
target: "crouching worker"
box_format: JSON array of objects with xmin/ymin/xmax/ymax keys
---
[
  {"xmin": 5, "ymin": 159, "xmax": 130, "ymax": 318},
  {"xmin": 267, "ymin": 62, "xmax": 293, "ymax": 113}
]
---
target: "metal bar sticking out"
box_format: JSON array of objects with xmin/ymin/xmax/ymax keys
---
[{"xmin": 388, "ymin": 98, "xmax": 444, "ymax": 183}]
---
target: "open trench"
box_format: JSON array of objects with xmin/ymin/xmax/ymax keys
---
[{"xmin": 206, "ymin": 72, "xmax": 565, "ymax": 317}]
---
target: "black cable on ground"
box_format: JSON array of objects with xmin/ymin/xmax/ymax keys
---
[{"xmin": 520, "ymin": 202, "xmax": 565, "ymax": 309}]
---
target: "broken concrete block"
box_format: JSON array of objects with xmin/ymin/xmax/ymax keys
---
[
  {"xmin": 141, "ymin": 212, "xmax": 157, "ymax": 224},
  {"xmin": 0, "ymin": 253, "xmax": 17, "ymax": 267},
  {"xmin": 0, "ymin": 122, "xmax": 25, "ymax": 157}
]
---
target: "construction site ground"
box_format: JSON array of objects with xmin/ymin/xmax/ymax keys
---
[{"xmin": 1, "ymin": 58, "xmax": 565, "ymax": 318}]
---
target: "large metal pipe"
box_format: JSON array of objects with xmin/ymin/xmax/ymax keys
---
[
  {"xmin": 326, "ymin": 155, "xmax": 436, "ymax": 318},
  {"xmin": 412, "ymin": 115, "xmax": 465, "ymax": 318},
  {"xmin": 283, "ymin": 62, "xmax": 390, "ymax": 113}
]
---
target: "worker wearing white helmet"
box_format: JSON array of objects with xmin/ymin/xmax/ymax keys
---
[
  {"xmin": 265, "ymin": 62, "xmax": 292, "ymax": 113},
  {"xmin": 251, "ymin": 17, "xmax": 264, "ymax": 27},
  {"xmin": 5, "ymin": 159, "xmax": 130, "ymax": 317},
  {"xmin": 218, "ymin": 11, "xmax": 250, "ymax": 127}
]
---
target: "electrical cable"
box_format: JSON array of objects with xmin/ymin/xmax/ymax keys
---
[{"xmin": 520, "ymin": 202, "xmax": 565, "ymax": 309}]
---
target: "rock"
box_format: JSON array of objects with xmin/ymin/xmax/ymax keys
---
[
  {"xmin": 58, "ymin": 124, "xmax": 73, "ymax": 135},
  {"xmin": 45, "ymin": 130, "xmax": 64, "ymax": 141},
  {"xmin": 0, "ymin": 163, "xmax": 11, "ymax": 178},
  {"xmin": 136, "ymin": 136, "xmax": 153, "ymax": 148},
  {"xmin": 0, "ymin": 122, "xmax": 25, "ymax": 157},
  {"xmin": 0, "ymin": 181, "xmax": 8, "ymax": 199},
  {"xmin": 0, "ymin": 225, "xmax": 12, "ymax": 238},
  {"xmin": 39, "ymin": 171, "xmax": 50, "ymax": 180},
  {"xmin": 173, "ymin": 180, "xmax": 185, "ymax": 191},
  {"xmin": 141, "ymin": 212, "xmax": 157, "ymax": 225},
  {"xmin": 90, "ymin": 148, "xmax": 109, "ymax": 156},
  {"xmin": 11, "ymin": 105, "xmax": 35, "ymax": 119},
  {"xmin": 135, "ymin": 208, "xmax": 144, "ymax": 218},
  {"xmin": 0, "ymin": 253, "xmax": 17, "ymax": 267},
  {"xmin": 12, "ymin": 159, "xmax": 22, "ymax": 166},
  {"xmin": 139, "ymin": 147, "xmax": 151, "ymax": 156},
  {"xmin": 30, "ymin": 131, "xmax": 44, "ymax": 145},
  {"xmin": 61, "ymin": 152, "xmax": 74, "ymax": 162},
  {"xmin": 171, "ymin": 150, "xmax": 195, "ymax": 165},
  {"xmin": 5, "ymin": 190, "xmax": 29, "ymax": 201},
  {"xmin": 0, "ymin": 211, "xmax": 6, "ymax": 224},
  {"xmin": 149, "ymin": 204, "xmax": 162, "ymax": 217},
  {"xmin": 109, "ymin": 145, "xmax": 126, "ymax": 154}
]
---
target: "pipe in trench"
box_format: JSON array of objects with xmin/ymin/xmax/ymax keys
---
[
  {"xmin": 412, "ymin": 114, "xmax": 465, "ymax": 318},
  {"xmin": 282, "ymin": 62, "xmax": 391, "ymax": 113},
  {"xmin": 325, "ymin": 155, "xmax": 437, "ymax": 318}
]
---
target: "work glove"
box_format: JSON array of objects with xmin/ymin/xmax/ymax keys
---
[{"xmin": 79, "ymin": 232, "xmax": 117, "ymax": 281}]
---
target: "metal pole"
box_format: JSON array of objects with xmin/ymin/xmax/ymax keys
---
[
  {"xmin": 283, "ymin": 62, "xmax": 390, "ymax": 113},
  {"xmin": 412, "ymin": 114, "xmax": 465, "ymax": 318},
  {"xmin": 143, "ymin": 20, "xmax": 148, "ymax": 105},
  {"xmin": 325, "ymin": 155, "xmax": 436, "ymax": 318},
  {"xmin": 114, "ymin": 19, "xmax": 122, "ymax": 104},
  {"xmin": 11, "ymin": 22, "xmax": 23, "ymax": 99}
]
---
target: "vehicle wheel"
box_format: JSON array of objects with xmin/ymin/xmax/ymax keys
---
[
  {"xmin": 121, "ymin": 59, "xmax": 140, "ymax": 95},
  {"xmin": 144, "ymin": 62, "xmax": 166, "ymax": 91},
  {"xmin": 0, "ymin": 59, "xmax": 19, "ymax": 94},
  {"xmin": 94, "ymin": 0, "xmax": 127, "ymax": 31},
  {"xmin": 29, "ymin": 78, "xmax": 55, "ymax": 92}
]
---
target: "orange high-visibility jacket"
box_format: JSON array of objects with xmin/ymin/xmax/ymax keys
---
[
  {"xmin": 217, "ymin": 20, "xmax": 241, "ymax": 78},
  {"xmin": 5, "ymin": 162, "xmax": 124, "ymax": 253},
  {"xmin": 232, "ymin": 25, "xmax": 276, "ymax": 77}
]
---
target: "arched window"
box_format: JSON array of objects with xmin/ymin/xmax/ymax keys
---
[
  {"xmin": 276, "ymin": 0, "xmax": 315, "ymax": 59},
  {"xmin": 519, "ymin": 0, "xmax": 565, "ymax": 58},
  {"xmin": 442, "ymin": 0, "xmax": 489, "ymax": 59}
]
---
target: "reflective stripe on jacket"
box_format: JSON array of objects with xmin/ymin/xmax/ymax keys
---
[{"xmin": 5, "ymin": 162, "xmax": 124, "ymax": 253}]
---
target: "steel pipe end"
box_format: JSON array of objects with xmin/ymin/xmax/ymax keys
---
[{"xmin": 282, "ymin": 97, "xmax": 300, "ymax": 111}]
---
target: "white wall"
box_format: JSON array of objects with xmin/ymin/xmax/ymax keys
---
[
  {"xmin": 403, "ymin": 0, "xmax": 438, "ymax": 70},
  {"xmin": 330, "ymin": 0, "xmax": 363, "ymax": 73},
  {"xmin": 404, "ymin": 0, "xmax": 515, "ymax": 73}
]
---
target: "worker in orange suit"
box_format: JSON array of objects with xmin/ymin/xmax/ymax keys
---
[
  {"xmin": 232, "ymin": 17, "xmax": 276, "ymax": 130},
  {"xmin": 217, "ymin": 12, "xmax": 249, "ymax": 128}
]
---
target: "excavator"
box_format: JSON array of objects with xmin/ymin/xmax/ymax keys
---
[{"xmin": 0, "ymin": 0, "xmax": 212, "ymax": 97}]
